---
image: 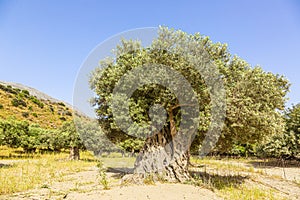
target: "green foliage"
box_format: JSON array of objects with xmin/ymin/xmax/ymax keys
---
[
  {"xmin": 90, "ymin": 27, "xmax": 289, "ymax": 154},
  {"xmin": 59, "ymin": 117, "xmax": 66, "ymax": 121},
  {"xmin": 0, "ymin": 119, "xmax": 29, "ymax": 148},
  {"xmin": 29, "ymin": 96, "xmax": 44, "ymax": 108},
  {"xmin": 22, "ymin": 112, "xmax": 29, "ymax": 118},
  {"xmin": 21, "ymin": 89, "xmax": 30, "ymax": 97},
  {"xmin": 118, "ymin": 138, "xmax": 144, "ymax": 154},
  {"xmin": 229, "ymin": 143, "xmax": 256, "ymax": 157},
  {"xmin": 58, "ymin": 102, "xmax": 65, "ymax": 107},
  {"xmin": 0, "ymin": 119, "xmax": 85, "ymax": 153},
  {"xmin": 49, "ymin": 105, "xmax": 54, "ymax": 113},
  {"xmin": 256, "ymin": 104, "xmax": 300, "ymax": 159},
  {"xmin": 64, "ymin": 110, "xmax": 72, "ymax": 116},
  {"xmin": 96, "ymin": 160, "xmax": 110, "ymax": 190},
  {"xmin": 75, "ymin": 118, "xmax": 117, "ymax": 155},
  {"xmin": 11, "ymin": 98, "xmax": 27, "ymax": 107},
  {"xmin": 60, "ymin": 121, "xmax": 83, "ymax": 149},
  {"xmin": 0, "ymin": 84, "xmax": 17, "ymax": 95},
  {"xmin": 0, "ymin": 104, "xmax": 3, "ymax": 109}
]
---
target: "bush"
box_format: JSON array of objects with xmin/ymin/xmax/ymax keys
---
[
  {"xmin": 58, "ymin": 102, "xmax": 65, "ymax": 107},
  {"xmin": 11, "ymin": 98, "xmax": 27, "ymax": 107},
  {"xmin": 0, "ymin": 85, "xmax": 17, "ymax": 95},
  {"xmin": 59, "ymin": 117, "xmax": 66, "ymax": 121},
  {"xmin": 49, "ymin": 105, "xmax": 54, "ymax": 113},
  {"xmin": 30, "ymin": 96, "xmax": 44, "ymax": 108},
  {"xmin": 22, "ymin": 112, "xmax": 29, "ymax": 118},
  {"xmin": 0, "ymin": 104, "xmax": 3, "ymax": 109},
  {"xmin": 64, "ymin": 110, "xmax": 72, "ymax": 116},
  {"xmin": 21, "ymin": 89, "xmax": 30, "ymax": 96},
  {"xmin": 32, "ymin": 113, "xmax": 38, "ymax": 117}
]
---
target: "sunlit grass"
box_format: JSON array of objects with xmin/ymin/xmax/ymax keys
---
[
  {"xmin": 220, "ymin": 185, "xmax": 287, "ymax": 200},
  {"xmin": 0, "ymin": 148, "xmax": 295, "ymax": 199},
  {"xmin": 191, "ymin": 156, "xmax": 288, "ymax": 200},
  {"xmin": 0, "ymin": 150, "xmax": 97, "ymax": 195}
]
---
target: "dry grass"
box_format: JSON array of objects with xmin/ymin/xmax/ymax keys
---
[
  {"xmin": 0, "ymin": 148, "xmax": 296, "ymax": 199},
  {"xmin": 191, "ymin": 157, "xmax": 289, "ymax": 200},
  {"xmin": 0, "ymin": 89, "xmax": 73, "ymax": 128},
  {"xmin": 220, "ymin": 185, "xmax": 287, "ymax": 200},
  {"xmin": 0, "ymin": 150, "xmax": 97, "ymax": 195}
]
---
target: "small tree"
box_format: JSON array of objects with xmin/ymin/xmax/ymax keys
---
[
  {"xmin": 0, "ymin": 119, "xmax": 28, "ymax": 148},
  {"xmin": 60, "ymin": 121, "xmax": 83, "ymax": 160},
  {"xmin": 76, "ymin": 118, "xmax": 118, "ymax": 156}
]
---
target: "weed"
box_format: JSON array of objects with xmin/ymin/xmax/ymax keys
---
[
  {"xmin": 143, "ymin": 173, "xmax": 155, "ymax": 185},
  {"xmin": 96, "ymin": 160, "xmax": 110, "ymax": 190}
]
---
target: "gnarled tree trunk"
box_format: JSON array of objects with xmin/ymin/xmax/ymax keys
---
[{"xmin": 133, "ymin": 112, "xmax": 192, "ymax": 182}]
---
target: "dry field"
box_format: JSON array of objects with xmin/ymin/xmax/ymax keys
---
[{"xmin": 0, "ymin": 147, "xmax": 299, "ymax": 200}]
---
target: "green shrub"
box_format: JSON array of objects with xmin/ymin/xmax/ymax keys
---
[
  {"xmin": 49, "ymin": 105, "xmax": 54, "ymax": 113},
  {"xmin": 22, "ymin": 112, "xmax": 29, "ymax": 118},
  {"xmin": 0, "ymin": 104, "xmax": 3, "ymax": 109},
  {"xmin": 32, "ymin": 113, "xmax": 38, "ymax": 117},
  {"xmin": 58, "ymin": 102, "xmax": 65, "ymax": 107},
  {"xmin": 97, "ymin": 161, "xmax": 110, "ymax": 190},
  {"xmin": 64, "ymin": 111, "xmax": 72, "ymax": 116},
  {"xmin": 11, "ymin": 98, "xmax": 27, "ymax": 107},
  {"xmin": 21, "ymin": 89, "xmax": 30, "ymax": 96},
  {"xmin": 30, "ymin": 96, "xmax": 44, "ymax": 108},
  {"xmin": 59, "ymin": 117, "xmax": 66, "ymax": 121},
  {"xmin": 0, "ymin": 85, "xmax": 18, "ymax": 95}
]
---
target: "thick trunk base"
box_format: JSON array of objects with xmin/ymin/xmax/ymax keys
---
[
  {"xmin": 69, "ymin": 147, "xmax": 80, "ymax": 160},
  {"xmin": 132, "ymin": 130, "xmax": 191, "ymax": 183}
]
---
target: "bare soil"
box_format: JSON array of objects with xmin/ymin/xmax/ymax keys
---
[{"xmin": 1, "ymin": 159, "xmax": 299, "ymax": 200}]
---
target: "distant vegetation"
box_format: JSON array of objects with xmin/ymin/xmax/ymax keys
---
[{"xmin": 0, "ymin": 83, "xmax": 73, "ymax": 128}]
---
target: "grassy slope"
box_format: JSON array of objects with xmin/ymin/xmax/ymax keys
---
[{"xmin": 0, "ymin": 83, "xmax": 74, "ymax": 128}]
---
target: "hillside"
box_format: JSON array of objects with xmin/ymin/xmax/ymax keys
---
[{"xmin": 0, "ymin": 81, "xmax": 75, "ymax": 128}]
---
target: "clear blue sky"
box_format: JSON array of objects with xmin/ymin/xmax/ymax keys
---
[{"xmin": 0, "ymin": 0, "xmax": 299, "ymax": 107}]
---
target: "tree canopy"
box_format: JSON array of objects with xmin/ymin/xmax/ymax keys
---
[{"xmin": 90, "ymin": 27, "xmax": 289, "ymax": 182}]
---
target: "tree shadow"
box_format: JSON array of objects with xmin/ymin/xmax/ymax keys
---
[
  {"xmin": 0, "ymin": 155, "xmax": 35, "ymax": 159},
  {"xmin": 107, "ymin": 167, "xmax": 134, "ymax": 178},
  {"xmin": 189, "ymin": 170, "xmax": 248, "ymax": 190},
  {"xmin": 248, "ymin": 159, "xmax": 300, "ymax": 169},
  {"xmin": 80, "ymin": 157, "xmax": 99, "ymax": 162},
  {"xmin": 0, "ymin": 163, "xmax": 14, "ymax": 169}
]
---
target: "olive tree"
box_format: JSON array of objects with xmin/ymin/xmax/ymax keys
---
[{"xmin": 90, "ymin": 27, "xmax": 289, "ymax": 182}]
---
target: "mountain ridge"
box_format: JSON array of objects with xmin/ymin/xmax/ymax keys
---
[{"xmin": 0, "ymin": 80, "xmax": 72, "ymax": 108}]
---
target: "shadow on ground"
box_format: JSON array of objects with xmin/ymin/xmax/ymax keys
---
[
  {"xmin": 107, "ymin": 167, "xmax": 134, "ymax": 178},
  {"xmin": 249, "ymin": 159, "xmax": 300, "ymax": 168},
  {"xmin": 190, "ymin": 170, "xmax": 248, "ymax": 190},
  {"xmin": 0, "ymin": 163, "xmax": 14, "ymax": 169}
]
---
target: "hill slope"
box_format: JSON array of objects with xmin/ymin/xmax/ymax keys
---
[{"xmin": 0, "ymin": 81, "xmax": 75, "ymax": 128}]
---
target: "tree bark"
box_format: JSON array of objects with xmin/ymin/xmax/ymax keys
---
[
  {"xmin": 133, "ymin": 111, "xmax": 191, "ymax": 182},
  {"xmin": 134, "ymin": 131, "xmax": 190, "ymax": 182},
  {"xmin": 69, "ymin": 146, "xmax": 80, "ymax": 160}
]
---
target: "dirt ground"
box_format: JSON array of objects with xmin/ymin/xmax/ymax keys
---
[{"xmin": 0, "ymin": 159, "xmax": 299, "ymax": 200}]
